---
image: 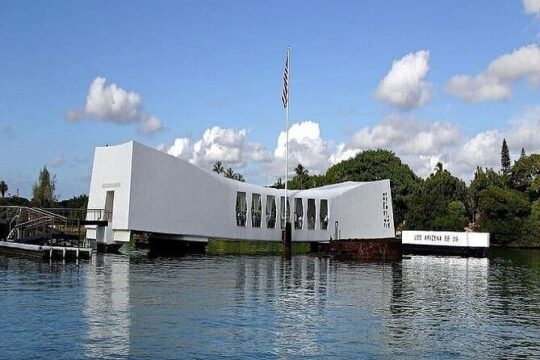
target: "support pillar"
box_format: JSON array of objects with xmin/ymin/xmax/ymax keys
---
[{"xmin": 282, "ymin": 222, "xmax": 292, "ymax": 258}]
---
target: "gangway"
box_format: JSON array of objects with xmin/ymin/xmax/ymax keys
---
[{"xmin": 0, "ymin": 206, "xmax": 109, "ymax": 247}]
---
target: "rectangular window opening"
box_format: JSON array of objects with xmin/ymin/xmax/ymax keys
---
[
  {"xmin": 307, "ymin": 199, "xmax": 316, "ymax": 230},
  {"xmin": 251, "ymin": 193, "xmax": 261, "ymax": 228},
  {"xmin": 266, "ymin": 195, "xmax": 276, "ymax": 229},
  {"xmin": 320, "ymin": 199, "xmax": 328, "ymax": 230},
  {"xmin": 294, "ymin": 198, "xmax": 304, "ymax": 229},
  {"xmin": 236, "ymin": 192, "xmax": 247, "ymax": 227}
]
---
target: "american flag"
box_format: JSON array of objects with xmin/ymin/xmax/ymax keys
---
[{"xmin": 281, "ymin": 50, "xmax": 289, "ymax": 108}]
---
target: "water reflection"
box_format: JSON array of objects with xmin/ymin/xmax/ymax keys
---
[
  {"xmin": 1, "ymin": 250, "xmax": 539, "ymax": 359},
  {"xmin": 385, "ymin": 256, "xmax": 490, "ymax": 358},
  {"xmin": 84, "ymin": 254, "xmax": 130, "ymax": 359},
  {"xmin": 234, "ymin": 256, "xmax": 331, "ymax": 358}
]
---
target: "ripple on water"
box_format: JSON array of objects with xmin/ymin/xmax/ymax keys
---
[{"xmin": 0, "ymin": 250, "xmax": 539, "ymax": 359}]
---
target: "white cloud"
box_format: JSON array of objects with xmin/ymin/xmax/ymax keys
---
[
  {"xmin": 159, "ymin": 138, "xmax": 192, "ymax": 160},
  {"xmin": 334, "ymin": 116, "xmax": 463, "ymax": 178},
  {"xmin": 506, "ymin": 106, "xmax": 540, "ymax": 153},
  {"xmin": 139, "ymin": 115, "xmax": 163, "ymax": 134},
  {"xmin": 274, "ymin": 121, "xmax": 331, "ymax": 173},
  {"xmin": 447, "ymin": 45, "xmax": 540, "ymax": 102},
  {"xmin": 331, "ymin": 109, "xmax": 540, "ymax": 180},
  {"xmin": 248, "ymin": 142, "xmax": 274, "ymax": 163},
  {"xmin": 524, "ymin": 0, "xmax": 540, "ymax": 14},
  {"xmin": 158, "ymin": 126, "xmax": 272, "ymax": 169},
  {"xmin": 375, "ymin": 50, "xmax": 432, "ymax": 110},
  {"xmin": 193, "ymin": 126, "xmax": 248, "ymax": 165},
  {"xmin": 68, "ymin": 76, "xmax": 163, "ymax": 134},
  {"xmin": 156, "ymin": 111, "xmax": 540, "ymax": 184},
  {"xmin": 84, "ymin": 77, "xmax": 141, "ymax": 121},
  {"xmin": 456, "ymin": 130, "xmax": 501, "ymax": 170},
  {"xmin": 349, "ymin": 116, "xmax": 461, "ymax": 156},
  {"xmin": 329, "ymin": 143, "xmax": 361, "ymax": 164}
]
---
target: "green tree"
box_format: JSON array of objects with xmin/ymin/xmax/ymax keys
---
[
  {"xmin": 57, "ymin": 194, "xmax": 88, "ymax": 209},
  {"xmin": 468, "ymin": 167, "xmax": 507, "ymax": 222},
  {"xmin": 325, "ymin": 149, "xmax": 422, "ymax": 226},
  {"xmin": 222, "ymin": 167, "xmax": 244, "ymax": 182},
  {"xmin": 501, "ymin": 138, "xmax": 511, "ymax": 175},
  {"xmin": 525, "ymin": 200, "xmax": 540, "ymax": 244},
  {"xmin": 434, "ymin": 161, "xmax": 444, "ymax": 175},
  {"xmin": 233, "ymin": 173, "xmax": 245, "ymax": 182},
  {"xmin": 477, "ymin": 186, "xmax": 530, "ymax": 244},
  {"xmin": 289, "ymin": 163, "xmax": 311, "ymax": 190},
  {"xmin": 31, "ymin": 166, "xmax": 57, "ymax": 207},
  {"xmin": 405, "ymin": 168, "xmax": 467, "ymax": 230},
  {"xmin": 212, "ymin": 161, "xmax": 225, "ymax": 174},
  {"xmin": 0, "ymin": 181, "xmax": 7, "ymax": 197},
  {"xmin": 433, "ymin": 200, "xmax": 467, "ymax": 231},
  {"xmin": 271, "ymin": 178, "xmax": 284, "ymax": 189},
  {"xmin": 224, "ymin": 167, "xmax": 235, "ymax": 179},
  {"xmin": 294, "ymin": 164, "xmax": 306, "ymax": 176},
  {"xmin": 510, "ymin": 154, "xmax": 540, "ymax": 201}
]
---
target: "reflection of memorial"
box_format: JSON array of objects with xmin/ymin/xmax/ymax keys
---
[
  {"xmin": 234, "ymin": 256, "xmax": 331, "ymax": 358},
  {"xmin": 385, "ymin": 256, "xmax": 489, "ymax": 355},
  {"xmin": 232, "ymin": 256, "xmax": 406, "ymax": 358},
  {"xmin": 84, "ymin": 254, "xmax": 130, "ymax": 358}
]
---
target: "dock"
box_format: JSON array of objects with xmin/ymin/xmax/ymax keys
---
[
  {"xmin": 0, "ymin": 241, "xmax": 92, "ymax": 260},
  {"xmin": 0, "ymin": 206, "xmax": 105, "ymax": 261}
]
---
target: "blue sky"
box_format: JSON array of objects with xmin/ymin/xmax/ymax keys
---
[{"xmin": 2, "ymin": 0, "xmax": 540, "ymax": 199}]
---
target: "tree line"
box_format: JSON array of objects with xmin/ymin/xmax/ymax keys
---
[
  {"xmin": 0, "ymin": 166, "xmax": 88, "ymax": 209},
  {"xmin": 275, "ymin": 139, "xmax": 540, "ymax": 247}
]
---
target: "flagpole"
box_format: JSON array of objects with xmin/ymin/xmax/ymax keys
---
[
  {"xmin": 283, "ymin": 47, "xmax": 291, "ymax": 258},
  {"xmin": 285, "ymin": 47, "xmax": 289, "ymax": 217}
]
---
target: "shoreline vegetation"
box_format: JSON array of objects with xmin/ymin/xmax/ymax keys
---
[
  {"xmin": 2, "ymin": 138, "xmax": 540, "ymax": 249},
  {"xmin": 264, "ymin": 138, "xmax": 540, "ymax": 249}
]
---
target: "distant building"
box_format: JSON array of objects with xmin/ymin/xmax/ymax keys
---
[{"xmin": 86, "ymin": 141, "xmax": 395, "ymax": 248}]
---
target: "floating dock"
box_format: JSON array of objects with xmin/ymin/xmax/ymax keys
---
[{"xmin": 0, "ymin": 241, "xmax": 92, "ymax": 260}]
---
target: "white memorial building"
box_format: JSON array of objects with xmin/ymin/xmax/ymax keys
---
[{"xmin": 86, "ymin": 141, "xmax": 395, "ymax": 248}]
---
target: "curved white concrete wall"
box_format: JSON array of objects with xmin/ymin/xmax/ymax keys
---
[{"xmin": 87, "ymin": 141, "xmax": 395, "ymax": 244}]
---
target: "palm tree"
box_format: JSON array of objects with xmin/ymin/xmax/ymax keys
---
[
  {"xmin": 224, "ymin": 167, "xmax": 235, "ymax": 179},
  {"xmin": 212, "ymin": 161, "xmax": 225, "ymax": 174},
  {"xmin": 272, "ymin": 178, "xmax": 284, "ymax": 189},
  {"xmin": 0, "ymin": 181, "xmax": 7, "ymax": 197},
  {"xmin": 434, "ymin": 162, "xmax": 444, "ymax": 174},
  {"xmin": 294, "ymin": 163, "xmax": 309, "ymax": 189},
  {"xmin": 294, "ymin": 163, "xmax": 309, "ymax": 176},
  {"xmin": 234, "ymin": 173, "xmax": 245, "ymax": 182}
]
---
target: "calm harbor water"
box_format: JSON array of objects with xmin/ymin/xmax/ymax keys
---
[{"xmin": 1, "ymin": 249, "xmax": 539, "ymax": 359}]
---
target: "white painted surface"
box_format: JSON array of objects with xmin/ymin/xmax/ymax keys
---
[
  {"xmin": 86, "ymin": 142, "xmax": 133, "ymax": 244},
  {"xmin": 87, "ymin": 141, "xmax": 395, "ymax": 244},
  {"xmin": 402, "ymin": 230, "xmax": 490, "ymax": 248}
]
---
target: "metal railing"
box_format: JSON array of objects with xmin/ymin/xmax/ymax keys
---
[{"xmin": 0, "ymin": 206, "xmax": 109, "ymax": 248}]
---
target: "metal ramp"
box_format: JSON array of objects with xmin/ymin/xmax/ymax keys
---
[{"xmin": 0, "ymin": 206, "xmax": 109, "ymax": 247}]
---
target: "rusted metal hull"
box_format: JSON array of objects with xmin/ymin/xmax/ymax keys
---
[{"xmin": 327, "ymin": 238, "xmax": 402, "ymax": 261}]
